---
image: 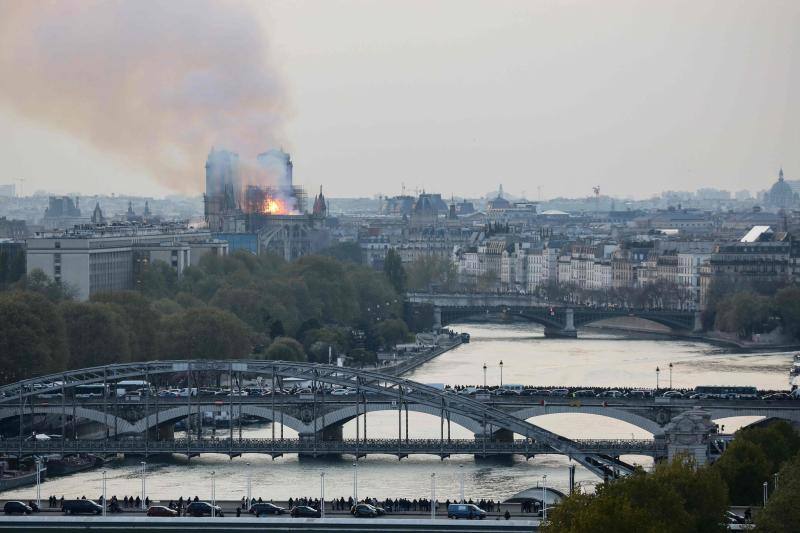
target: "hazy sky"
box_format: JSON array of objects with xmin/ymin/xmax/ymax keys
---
[{"xmin": 0, "ymin": 0, "xmax": 797, "ymax": 199}]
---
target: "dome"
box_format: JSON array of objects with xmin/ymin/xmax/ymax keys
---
[{"xmin": 766, "ymin": 168, "xmax": 796, "ymax": 208}]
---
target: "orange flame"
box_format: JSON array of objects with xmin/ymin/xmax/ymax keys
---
[{"xmin": 262, "ymin": 198, "xmax": 287, "ymax": 215}]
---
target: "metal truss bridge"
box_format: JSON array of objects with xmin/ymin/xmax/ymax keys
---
[{"xmin": 0, "ymin": 360, "xmax": 637, "ymax": 478}]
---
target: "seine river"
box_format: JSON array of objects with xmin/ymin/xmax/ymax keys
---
[{"xmin": 6, "ymin": 324, "xmax": 793, "ymax": 502}]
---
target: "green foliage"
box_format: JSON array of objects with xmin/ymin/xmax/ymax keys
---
[
  {"xmin": 0, "ymin": 291, "xmax": 68, "ymax": 384},
  {"xmin": 137, "ymin": 260, "xmax": 178, "ymax": 298},
  {"xmin": 264, "ymin": 337, "xmax": 306, "ymax": 362},
  {"xmin": 61, "ymin": 301, "xmax": 133, "ymax": 368},
  {"xmin": 545, "ymin": 458, "xmax": 728, "ymax": 533},
  {"xmin": 375, "ymin": 318, "xmax": 411, "ymax": 348},
  {"xmin": 161, "ymin": 308, "xmax": 253, "ymax": 359},
  {"xmin": 320, "ymin": 242, "xmax": 363, "ymax": 264},
  {"xmin": 17, "ymin": 269, "xmax": 77, "ymax": 301},
  {"xmin": 714, "ymin": 292, "xmax": 777, "ymax": 339},
  {"xmin": 406, "ymin": 255, "xmax": 457, "ymax": 291},
  {"xmin": 774, "ymin": 286, "xmax": 800, "ymax": 339},
  {"xmin": 0, "ymin": 246, "xmax": 25, "ymax": 286},
  {"xmin": 755, "ymin": 452, "xmax": 800, "ymax": 532},
  {"xmin": 383, "ymin": 249, "xmax": 406, "ymax": 293},
  {"xmin": 715, "ymin": 421, "xmax": 800, "ymax": 505},
  {"xmin": 91, "ymin": 291, "xmax": 162, "ymax": 359}
]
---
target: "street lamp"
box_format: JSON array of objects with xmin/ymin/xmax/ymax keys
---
[
  {"xmin": 352, "ymin": 462, "xmax": 358, "ymax": 504},
  {"xmin": 483, "ymin": 363, "xmax": 487, "ymax": 389},
  {"xmin": 459, "ymin": 464, "xmax": 464, "ymax": 503},
  {"xmin": 211, "ymin": 470, "xmax": 216, "ymax": 517},
  {"xmin": 763, "ymin": 481, "xmax": 768, "ymax": 507},
  {"xmin": 35, "ymin": 457, "xmax": 42, "ymax": 510},
  {"xmin": 774, "ymin": 472, "xmax": 779, "ymax": 491},
  {"xmin": 140, "ymin": 461, "xmax": 147, "ymax": 510},
  {"xmin": 430, "ymin": 473, "xmax": 436, "ymax": 520},
  {"xmin": 669, "ymin": 363, "xmax": 673, "ymax": 389},
  {"xmin": 246, "ymin": 462, "xmax": 251, "ymax": 511},
  {"xmin": 655, "ymin": 366, "xmax": 660, "ymax": 391},
  {"xmin": 542, "ymin": 474, "xmax": 548, "ymax": 523},
  {"xmin": 102, "ymin": 469, "xmax": 107, "ymax": 517},
  {"xmin": 499, "ymin": 360, "xmax": 504, "ymax": 388},
  {"xmin": 320, "ymin": 472, "xmax": 326, "ymax": 518}
]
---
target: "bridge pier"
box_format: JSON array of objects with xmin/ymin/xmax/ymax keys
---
[
  {"xmin": 663, "ymin": 408, "xmax": 716, "ymax": 466},
  {"xmin": 693, "ymin": 311, "xmax": 703, "ymax": 333},
  {"xmin": 544, "ymin": 308, "xmax": 577, "ymax": 338},
  {"xmin": 433, "ymin": 306, "xmax": 442, "ymax": 330},
  {"xmin": 298, "ymin": 424, "xmax": 344, "ymax": 459}
]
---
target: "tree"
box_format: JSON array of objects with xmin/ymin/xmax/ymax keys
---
[
  {"xmin": 321, "ymin": 242, "xmax": 363, "ymax": 264},
  {"xmin": 775, "ymin": 286, "xmax": 800, "ymax": 339},
  {"xmin": 406, "ymin": 255, "xmax": 457, "ymax": 291},
  {"xmin": 0, "ymin": 292, "xmax": 68, "ymax": 383},
  {"xmin": 290, "ymin": 256, "xmax": 358, "ymax": 324},
  {"xmin": 375, "ymin": 318, "xmax": 411, "ymax": 348},
  {"xmin": 714, "ymin": 439, "xmax": 771, "ymax": 505},
  {"xmin": 91, "ymin": 291, "xmax": 162, "ymax": 360},
  {"xmin": 383, "ymin": 249, "xmax": 406, "ymax": 293},
  {"xmin": 137, "ymin": 260, "xmax": 179, "ymax": 298},
  {"xmin": 61, "ymin": 301, "xmax": 133, "ymax": 368},
  {"xmin": 545, "ymin": 458, "xmax": 728, "ymax": 533},
  {"xmin": 264, "ymin": 337, "xmax": 306, "ymax": 362},
  {"xmin": 714, "ymin": 292, "xmax": 776, "ymax": 339},
  {"xmin": 161, "ymin": 308, "xmax": 252, "ymax": 359},
  {"xmin": 755, "ymin": 451, "xmax": 800, "ymax": 532},
  {"xmin": 17, "ymin": 269, "xmax": 76, "ymax": 301}
]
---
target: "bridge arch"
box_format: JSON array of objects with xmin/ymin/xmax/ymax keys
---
[
  {"xmin": 511, "ymin": 406, "xmax": 664, "ymax": 436},
  {"xmin": 0, "ymin": 406, "xmax": 135, "ymax": 434},
  {"xmin": 134, "ymin": 404, "xmax": 307, "ymax": 435},
  {"xmin": 312, "ymin": 402, "xmax": 485, "ymax": 435}
]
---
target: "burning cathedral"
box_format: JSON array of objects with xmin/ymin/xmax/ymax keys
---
[{"xmin": 203, "ymin": 147, "xmax": 331, "ymax": 261}]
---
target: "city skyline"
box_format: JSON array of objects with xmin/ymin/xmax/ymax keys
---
[{"xmin": 0, "ymin": 1, "xmax": 798, "ymax": 200}]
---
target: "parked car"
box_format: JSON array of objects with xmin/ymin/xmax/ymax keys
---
[
  {"xmin": 3, "ymin": 501, "xmax": 32, "ymax": 515},
  {"xmin": 351, "ymin": 503, "xmax": 379, "ymax": 517},
  {"xmin": 550, "ymin": 389, "xmax": 570, "ymax": 397},
  {"xmin": 447, "ymin": 503, "xmax": 487, "ymax": 520},
  {"xmin": 571, "ymin": 389, "xmax": 596, "ymax": 398},
  {"xmin": 331, "ymin": 388, "xmax": 356, "ymax": 396},
  {"xmin": 185, "ymin": 501, "xmax": 223, "ymax": 517},
  {"xmin": 62, "ymin": 500, "xmax": 103, "ymax": 515},
  {"xmin": 596, "ymin": 390, "xmax": 624, "ymax": 398},
  {"xmin": 762, "ymin": 393, "xmax": 792, "ymax": 400},
  {"xmin": 147, "ymin": 505, "xmax": 178, "ymax": 517},
  {"xmin": 290, "ymin": 505, "xmax": 321, "ymax": 518},
  {"xmin": 491, "ymin": 388, "xmax": 518, "ymax": 396},
  {"xmin": 626, "ymin": 390, "xmax": 652, "ymax": 399},
  {"xmin": 724, "ymin": 511, "xmax": 746, "ymax": 524},
  {"xmin": 662, "ymin": 390, "xmax": 684, "ymax": 398},
  {"xmin": 250, "ymin": 502, "xmax": 286, "ymax": 516}
]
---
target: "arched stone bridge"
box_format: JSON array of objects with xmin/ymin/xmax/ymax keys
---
[{"xmin": 406, "ymin": 292, "xmax": 702, "ymax": 337}]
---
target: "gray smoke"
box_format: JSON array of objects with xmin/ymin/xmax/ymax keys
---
[{"xmin": 0, "ymin": 0, "xmax": 289, "ymax": 193}]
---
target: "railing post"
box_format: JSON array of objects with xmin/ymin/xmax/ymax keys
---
[
  {"xmin": 229, "ymin": 363, "xmax": 234, "ymax": 457},
  {"xmin": 271, "ymin": 367, "xmax": 276, "ymax": 452},
  {"xmin": 186, "ymin": 362, "xmax": 191, "ymax": 459},
  {"xmin": 144, "ymin": 364, "xmax": 149, "ymax": 458},
  {"xmin": 61, "ymin": 374, "xmax": 66, "ymax": 458}
]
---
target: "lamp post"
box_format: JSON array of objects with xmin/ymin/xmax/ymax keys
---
[
  {"xmin": 499, "ymin": 360, "xmax": 504, "ymax": 388},
  {"xmin": 140, "ymin": 461, "xmax": 147, "ymax": 510},
  {"xmin": 459, "ymin": 464, "xmax": 464, "ymax": 503},
  {"xmin": 352, "ymin": 462, "xmax": 358, "ymax": 504},
  {"xmin": 656, "ymin": 366, "xmax": 660, "ymax": 391},
  {"xmin": 483, "ymin": 363, "xmax": 487, "ymax": 389},
  {"xmin": 246, "ymin": 462, "xmax": 251, "ymax": 511},
  {"xmin": 669, "ymin": 363, "xmax": 673, "ymax": 389},
  {"xmin": 320, "ymin": 472, "xmax": 325, "ymax": 518},
  {"xmin": 763, "ymin": 481, "xmax": 768, "ymax": 507},
  {"xmin": 430, "ymin": 473, "xmax": 436, "ymax": 520},
  {"xmin": 774, "ymin": 472, "xmax": 779, "ymax": 491},
  {"xmin": 542, "ymin": 474, "xmax": 548, "ymax": 523},
  {"xmin": 102, "ymin": 469, "xmax": 107, "ymax": 517},
  {"xmin": 35, "ymin": 457, "xmax": 42, "ymax": 510},
  {"xmin": 211, "ymin": 470, "xmax": 216, "ymax": 517}
]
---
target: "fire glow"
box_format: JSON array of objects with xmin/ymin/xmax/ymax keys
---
[{"xmin": 262, "ymin": 198, "xmax": 288, "ymax": 215}]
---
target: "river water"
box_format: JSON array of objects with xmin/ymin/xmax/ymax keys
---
[{"xmin": 5, "ymin": 324, "xmax": 793, "ymax": 502}]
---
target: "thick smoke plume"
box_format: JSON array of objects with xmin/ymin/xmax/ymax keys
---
[{"xmin": 0, "ymin": 1, "xmax": 288, "ymax": 193}]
